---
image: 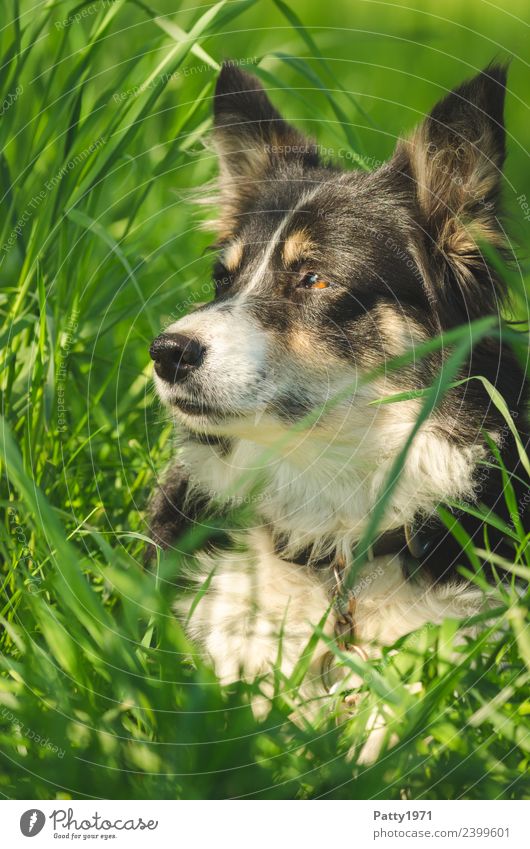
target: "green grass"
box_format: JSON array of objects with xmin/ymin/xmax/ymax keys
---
[{"xmin": 1, "ymin": 0, "xmax": 530, "ymax": 799}]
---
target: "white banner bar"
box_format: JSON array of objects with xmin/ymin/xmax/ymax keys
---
[{"xmin": 1, "ymin": 799, "xmax": 528, "ymax": 848}]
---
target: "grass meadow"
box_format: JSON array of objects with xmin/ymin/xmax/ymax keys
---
[{"xmin": 1, "ymin": 0, "xmax": 530, "ymax": 799}]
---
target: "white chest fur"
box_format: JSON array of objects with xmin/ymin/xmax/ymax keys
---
[{"xmin": 180, "ymin": 414, "xmax": 482, "ymax": 562}]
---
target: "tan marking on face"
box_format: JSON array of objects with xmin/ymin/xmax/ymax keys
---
[
  {"xmin": 377, "ymin": 305, "xmax": 427, "ymax": 356},
  {"xmin": 288, "ymin": 328, "xmax": 340, "ymax": 364},
  {"xmin": 222, "ymin": 239, "xmax": 244, "ymax": 272},
  {"xmin": 282, "ymin": 229, "xmax": 314, "ymax": 266}
]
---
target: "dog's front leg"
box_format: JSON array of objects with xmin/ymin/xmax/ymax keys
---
[{"xmin": 178, "ymin": 531, "xmax": 335, "ymax": 700}]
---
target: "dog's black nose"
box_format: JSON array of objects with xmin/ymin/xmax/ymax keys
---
[{"xmin": 149, "ymin": 333, "xmax": 205, "ymax": 383}]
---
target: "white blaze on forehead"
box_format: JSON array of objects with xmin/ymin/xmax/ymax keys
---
[{"xmin": 242, "ymin": 186, "xmax": 321, "ymax": 296}]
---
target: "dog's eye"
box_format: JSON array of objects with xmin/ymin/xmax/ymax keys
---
[{"xmin": 298, "ymin": 272, "xmax": 331, "ymax": 290}]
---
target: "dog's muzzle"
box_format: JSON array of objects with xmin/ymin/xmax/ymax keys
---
[{"xmin": 149, "ymin": 332, "xmax": 205, "ymax": 384}]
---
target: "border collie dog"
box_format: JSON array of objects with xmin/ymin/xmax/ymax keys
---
[{"xmin": 148, "ymin": 63, "xmax": 527, "ymax": 700}]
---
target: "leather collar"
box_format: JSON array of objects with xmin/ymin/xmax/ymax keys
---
[{"xmin": 273, "ymin": 519, "xmax": 439, "ymax": 571}]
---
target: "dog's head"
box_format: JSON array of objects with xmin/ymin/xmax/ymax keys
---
[{"xmin": 151, "ymin": 63, "xmax": 507, "ymax": 437}]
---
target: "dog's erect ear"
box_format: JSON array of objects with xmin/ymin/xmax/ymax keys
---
[
  {"xmin": 393, "ymin": 64, "xmax": 508, "ymax": 312},
  {"xmin": 212, "ymin": 62, "xmax": 319, "ymax": 233}
]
